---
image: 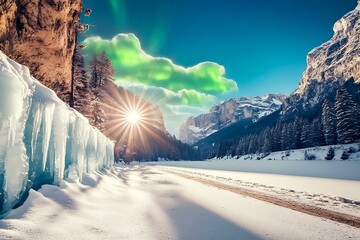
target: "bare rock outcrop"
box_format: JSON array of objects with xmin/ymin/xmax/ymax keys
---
[
  {"xmin": 282, "ymin": 1, "xmax": 360, "ymax": 114},
  {"xmin": 0, "ymin": 0, "xmax": 82, "ymax": 102}
]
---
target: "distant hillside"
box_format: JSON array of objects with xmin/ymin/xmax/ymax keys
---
[{"xmin": 180, "ymin": 94, "xmax": 286, "ymax": 144}]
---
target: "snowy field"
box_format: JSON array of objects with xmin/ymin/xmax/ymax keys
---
[
  {"xmin": 0, "ymin": 163, "xmax": 359, "ymax": 240},
  {"xmin": 154, "ymin": 160, "xmax": 360, "ymax": 218},
  {"xmin": 156, "ymin": 155, "xmax": 360, "ymax": 181}
]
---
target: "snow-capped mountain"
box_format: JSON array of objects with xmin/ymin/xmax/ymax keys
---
[{"xmin": 179, "ymin": 94, "xmax": 287, "ymax": 144}]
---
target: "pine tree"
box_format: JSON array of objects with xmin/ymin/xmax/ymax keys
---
[
  {"xmin": 273, "ymin": 122, "xmax": 282, "ymax": 151},
  {"xmin": 301, "ymin": 120, "xmax": 312, "ymax": 148},
  {"xmin": 281, "ymin": 123, "xmax": 293, "ymax": 150},
  {"xmin": 89, "ymin": 51, "xmax": 115, "ymax": 131},
  {"xmin": 242, "ymin": 136, "xmax": 250, "ymax": 155},
  {"xmin": 216, "ymin": 141, "xmax": 224, "ymax": 157},
  {"xmin": 262, "ymin": 136, "xmax": 272, "ymax": 156},
  {"xmin": 89, "ymin": 51, "xmax": 115, "ymax": 88},
  {"xmin": 72, "ymin": 47, "xmax": 95, "ymax": 120},
  {"xmin": 354, "ymin": 104, "xmax": 360, "ymax": 140},
  {"xmin": 292, "ymin": 117, "xmax": 302, "ymax": 149},
  {"xmin": 322, "ymin": 99, "xmax": 337, "ymax": 145},
  {"xmin": 247, "ymin": 135, "xmax": 256, "ymax": 154},
  {"xmin": 311, "ymin": 117, "xmax": 323, "ymax": 146},
  {"xmin": 236, "ymin": 139, "xmax": 243, "ymax": 156},
  {"xmin": 335, "ymin": 87, "xmax": 356, "ymax": 144}
]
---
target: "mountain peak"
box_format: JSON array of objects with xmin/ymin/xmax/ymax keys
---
[
  {"xmin": 179, "ymin": 94, "xmax": 287, "ymax": 144},
  {"xmin": 295, "ymin": 2, "xmax": 360, "ymax": 95}
]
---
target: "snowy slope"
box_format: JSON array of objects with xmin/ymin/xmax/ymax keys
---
[
  {"xmin": 236, "ymin": 143, "xmax": 360, "ymax": 161},
  {"xmin": 0, "ymin": 51, "xmax": 114, "ymax": 214},
  {"xmin": 157, "ymin": 143, "xmax": 360, "ymax": 180},
  {"xmin": 180, "ymin": 94, "xmax": 287, "ymax": 144}
]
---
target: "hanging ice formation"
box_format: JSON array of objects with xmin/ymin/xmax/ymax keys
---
[{"xmin": 0, "ymin": 51, "xmax": 114, "ymax": 214}]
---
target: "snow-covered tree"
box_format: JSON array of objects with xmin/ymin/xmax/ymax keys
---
[
  {"xmin": 292, "ymin": 117, "xmax": 302, "ymax": 149},
  {"xmin": 89, "ymin": 51, "xmax": 115, "ymax": 88},
  {"xmin": 247, "ymin": 135, "xmax": 256, "ymax": 154},
  {"xmin": 335, "ymin": 87, "xmax": 356, "ymax": 144},
  {"xmin": 273, "ymin": 122, "xmax": 282, "ymax": 151},
  {"xmin": 88, "ymin": 51, "xmax": 115, "ymax": 132},
  {"xmin": 321, "ymin": 99, "xmax": 337, "ymax": 145},
  {"xmin": 236, "ymin": 139, "xmax": 244, "ymax": 156},
  {"xmin": 311, "ymin": 117, "xmax": 324, "ymax": 146},
  {"xmin": 281, "ymin": 122, "xmax": 295, "ymax": 150},
  {"xmin": 262, "ymin": 136, "xmax": 272, "ymax": 156},
  {"xmin": 300, "ymin": 120, "xmax": 312, "ymax": 148},
  {"xmin": 72, "ymin": 47, "xmax": 95, "ymax": 120}
]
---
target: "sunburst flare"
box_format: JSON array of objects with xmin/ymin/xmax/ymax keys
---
[{"xmin": 100, "ymin": 80, "xmax": 171, "ymax": 162}]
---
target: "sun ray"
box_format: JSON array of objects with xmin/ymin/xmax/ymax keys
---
[{"xmin": 100, "ymin": 73, "xmax": 177, "ymax": 162}]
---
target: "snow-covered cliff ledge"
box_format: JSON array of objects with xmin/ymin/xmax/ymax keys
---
[{"xmin": 0, "ymin": 51, "xmax": 114, "ymax": 214}]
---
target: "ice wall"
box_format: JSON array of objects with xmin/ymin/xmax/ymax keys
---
[{"xmin": 0, "ymin": 51, "xmax": 114, "ymax": 213}]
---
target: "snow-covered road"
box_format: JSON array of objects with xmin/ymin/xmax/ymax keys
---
[{"xmin": 1, "ymin": 164, "xmax": 359, "ymax": 240}]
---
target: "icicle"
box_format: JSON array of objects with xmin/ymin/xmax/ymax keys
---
[{"xmin": 0, "ymin": 51, "xmax": 114, "ymax": 213}]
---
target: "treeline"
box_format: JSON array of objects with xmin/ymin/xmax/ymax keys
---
[
  {"xmin": 139, "ymin": 133, "xmax": 201, "ymax": 161},
  {"xmin": 212, "ymin": 86, "xmax": 360, "ymax": 158},
  {"xmin": 115, "ymin": 129, "xmax": 200, "ymax": 162},
  {"xmin": 71, "ymin": 47, "xmax": 115, "ymax": 131}
]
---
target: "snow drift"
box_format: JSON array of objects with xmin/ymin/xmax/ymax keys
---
[{"xmin": 0, "ymin": 51, "xmax": 114, "ymax": 214}]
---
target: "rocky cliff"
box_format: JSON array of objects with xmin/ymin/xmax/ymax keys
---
[
  {"xmin": 284, "ymin": 0, "xmax": 360, "ymax": 112},
  {"xmin": 296, "ymin": 0, "xmax": 360, "ymax": 95},
  {"xmin": 0, "ymin": 0, "xmax": 82, "ymax": 102},
  {"xmin": 180, "ymin": 94, "xmax": 287, "ymax": 144}
]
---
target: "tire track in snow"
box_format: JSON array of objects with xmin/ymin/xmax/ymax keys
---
[{"xmin": 165, "ymin": 169, "xmax": 360, "ymax": 229}]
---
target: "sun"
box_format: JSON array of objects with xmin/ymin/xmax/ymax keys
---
[
  {"xmin": 126, "ymin": 110, "xmax": 142, "ymax": 125},
  {"xmin": 99, "ymin": 86, "xmax": 167, "ymax": 162}
]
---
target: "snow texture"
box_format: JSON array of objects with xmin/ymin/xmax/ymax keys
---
[
  {"xmin": 0, "ymin": 165, "xmax": 359, "ymax": 240},
  {"xmin": 159, "ymin": 143, "xmax": 360, "ymax": 180},
  {"xmin": 0, "ymin": 51, "xmax": 114, "ymax": 214},
  {"xmin": 157, "ymin": 165, "xmax": 360, "ymax": 217}
]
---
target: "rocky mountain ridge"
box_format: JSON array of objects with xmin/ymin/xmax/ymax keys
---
[
  {"xmin": 296, "ymin": 0, "xmax": 360, "ymax": 95},
  {"xmin": 283, "ymin": 0, "xmax": 360, "ymax": 113},
  {"xmin": 180, "ymin": 94, "xmax": 287, "ymax": 144}
]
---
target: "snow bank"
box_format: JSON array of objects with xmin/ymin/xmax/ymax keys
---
[
  {"xmin": 238, "ymin": 143, "xmax": 360, "ymax": 161},
  {"xmin": 0, "ymin": 51, "xmax": 114, "ymax": 214}
]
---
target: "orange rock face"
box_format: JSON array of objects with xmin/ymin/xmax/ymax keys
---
[{"xmin": 0, "ymin": 0, "xmax": 82, "ymax": 102}]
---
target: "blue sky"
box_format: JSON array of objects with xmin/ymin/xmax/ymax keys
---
[{"xmin": 81, "ymin": 0, "xmax": 357, "ymax": 135}]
